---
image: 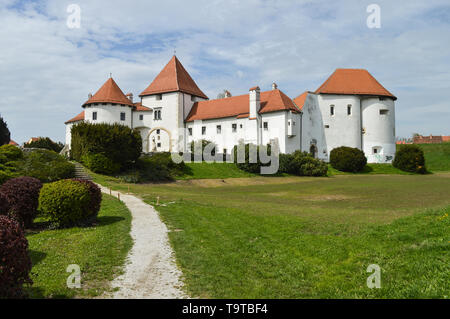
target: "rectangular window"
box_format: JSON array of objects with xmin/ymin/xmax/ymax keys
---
[
  {"xmin": 330, "ymin": 105, "xmax": 335, "ymax": 116},
  {"xmin": 380, "ymin": 109, "xmax": 389, "ymax": 115},
  {"xmin": 191, "ymin": 95, "xmax": 196, "ymax": 102},
  {"xmin": 373, "ymin": 148, "xmax": 378, "ymax": 154},
  {"xmin": 120, "ymin": 112, "xmax": 126, "ymax": 121},
  {"xmin": 263, "ymin": 122, "xmax": 268, "ymax": 130},
  {"xmin": 347, "ymin": 105, "xmax": 352, "ymax": 115},
  {"xmin": 188, "ymin": 128, "xmax": 192, "ymax": 136},
  {"xmin": 216, "ymin": 125, "xmax": 221, "ymax": 134},
  {"xmin": 156, "ymin": 94, "xmax": 162, "ymax": 100},
  {"xmin": 325, "ymin": 125, "xmax": 330, "ymax": 128},
  {"xmin": 223, "ymin": 148, "xmax": 227, "ymax": 154},
  {"xmin": 139, "ymin": 114, "xmax": 144, "ymax": 121},
  {"xmin": 202, "ymin": 126, "xmax": 206, "ymax": 135},
  {"xmin": 157, "ymin": 143, "xmax": 161, "ymax": 147},
  {"xmin": 154, "ymin": 109, "xmax": 161, "ymax": 120},
  {"xmin": 92, "ymin": 112, "xmax": 97, "ymax": 121},
  {"xmin": 240, "ymin": 124, "xmax": 243, "ymax": 128},
  {"xmin": 232, "ymin": 124, "xmax": 237, "ymax": 132},
  {"xmin": 156, "ymin": 129, "xmax": 160, "ymax": 134}
]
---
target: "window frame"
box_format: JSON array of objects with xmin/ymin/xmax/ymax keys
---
[
  {"xmin": 216, "ymin": 125, "xmax": 221, "ymax": 134},
  {"xmin": 202, "ymin": 126, "xmax": 206, "ymax": 135},
  {"xmin": 92, "ymin": 111, "xmax": 97, "ymax": 121},
  {"xmin": 232, "ymin": 123, "xmax": 237, "ymax": 133},
  {"xmin": 120, "ymin": 112, "xmax": 126, "ymax": 121}
]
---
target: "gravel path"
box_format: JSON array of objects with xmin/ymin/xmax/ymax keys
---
[{"xmin": 98, "ymin": 185, "xmax": 187, "ymax": 299}]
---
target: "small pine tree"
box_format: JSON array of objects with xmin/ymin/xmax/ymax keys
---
[{"xmin": 0, "ymin": 115, "xmax": 11, "ymax": 146}]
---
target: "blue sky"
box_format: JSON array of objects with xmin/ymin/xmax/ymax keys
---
[{"xmin": 0, "ymin": 0, "xmax": 449, "ymax": 143}]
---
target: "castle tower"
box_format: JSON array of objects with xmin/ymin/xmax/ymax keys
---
[{"xmin": 139, "ymin": 55, "xmax": 208, "ymax": 152}]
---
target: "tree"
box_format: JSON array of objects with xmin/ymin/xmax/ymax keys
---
[
  {"xmin": 0, "ymin": 115, "xmax": 11, "ymax": 146},
  {"xmin": 216, "ymin": 89, "xmax": 231, "ymax": 99},
  {"xmin": 24, "ymin": 137, "xmax": 64, "ymax": 153}
]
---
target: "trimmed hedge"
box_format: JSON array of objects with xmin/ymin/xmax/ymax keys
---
[
  {"xmin": 0, "ymin": 177, "xmax": 42, "ymax": 228},
  {"xmin": 0, "ymin": 215, "xmax": 33, "ymax": 298},
  {"xmin": 330, "ymin": 146, "xmax": 367, "ymax": 172},
  {"xmin": 19, "ymin": 149, "xmax": 75, "ymax": 183},
  {"xmin": 0, "ymin": 144, "xmax": 23, "ymax": 161},
  {"xmin": 71, "ymin": 179, "xmax": 102, "ymax": 219},
  {"xmin": 81, "ymin": 153, "xmax": 120, "ymax": 175},
  {"xmin": 71, "ymin": 122, "xmax": 142, "ymax": 173},
  {"xmin": 393, "ymin": 144, "xmax": 426, "ymax": 174},
  {"xmin": 0, "ymin": 144, "xmax": 23, "ymax": 184},
  {"xmin": 284, "ymin": 151, "xmax": 328, "ymax": 176},
  {"xmin": 38, "ymin": 179, "xmax": 92, "ymax": 227}
]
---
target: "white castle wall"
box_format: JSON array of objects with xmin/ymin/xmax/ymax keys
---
[
  {"xmin": 362, "ymin": 97, "xmax": 396, "ymax": 163},
  {"xmin": 84, "ymin": 103, "xmax": 133, "ymax": 127},
  {"xmin": 300, "ymin": 94, "xmax": 328, "ymax": 160}
]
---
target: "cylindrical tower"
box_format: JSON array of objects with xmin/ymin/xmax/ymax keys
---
[{"xmin": 361, "ymin": 97, "xmax": 395, "ymax": 163}]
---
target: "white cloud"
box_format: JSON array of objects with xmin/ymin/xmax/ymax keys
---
[{"xmin": 0, "ymin": 0, "xmax": 449, "ymax": 143}]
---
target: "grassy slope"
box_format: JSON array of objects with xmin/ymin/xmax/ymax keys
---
[
  {"xmin": 180, "ymin": 162, "xmax": 256, "ymax": 179},
  {"xmin": 417, "ymin": 142, "xmax": 450, "ymax": 172},
  {"xmin": 94, "ymin": 173, "xmax": 450, "ymax": 298},
  {"xmin": 25, "ymin": 194, "xmax": 132, "ymax": 298}
]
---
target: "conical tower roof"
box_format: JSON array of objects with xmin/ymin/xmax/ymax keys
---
[
  {"xmin": 139, "ymin": 56, "xmax": 208, "ymax": 99},
  {"xmin": 83, "ymin": 77, "xmax": 134, "ymax": 107}
]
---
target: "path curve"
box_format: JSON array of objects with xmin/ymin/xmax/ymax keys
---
[{"xmin": 98, "ymin": 185, "xmax": 187, "ymax": 299}]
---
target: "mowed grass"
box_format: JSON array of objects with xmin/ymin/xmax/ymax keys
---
[
  {"xmin": 25, "ymin": 194, "xmax": 132, "ymax": 298},
  {"xmin": 180, "ymin": 162, "xmax": 257, "ymax": 179},
  {"xmin": 416, "ymin": 142, "xmax": 450, "ymax": 172},
  {"xmin": 94, "ymin": 173, "xmax": 450, "ymax": 298}
]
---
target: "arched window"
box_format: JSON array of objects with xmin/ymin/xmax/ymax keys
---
[{"xmin": 310, "ymin": 144, "xmax": 318, "ymax": 158}]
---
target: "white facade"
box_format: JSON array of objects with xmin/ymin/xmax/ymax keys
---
[
  {"xmin": 301, "ymin": 93, "xmax": 396, "ymax": 163},
  {"xmin": 64, "ymin": 63, "xmax": 396, "ymax": 164}
]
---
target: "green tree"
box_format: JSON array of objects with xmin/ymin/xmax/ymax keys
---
[
  {"xmin": 0, "ymin": 115, "xmax": 11, "ymax": 146},
  {"xmin": 24, "ymin": 137, "xmax": 64, "ymax": 152}
]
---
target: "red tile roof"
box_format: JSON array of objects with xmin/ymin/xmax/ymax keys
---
[
  {"xmin": 315, "ymin": 69, "xmax": 396, "ymax": 100},
  {"xmin": 83, "ymin": 78, "xmax": 134, "ymax": 107},
  {"xmin": 140, "ymin": 56, "xmax": 208, "ymax": 99},
  {"xmin": 133, "ymin": 102, "xmax": 152, "ymax": 112},
  {"xmin": 65, "ymin": 111, "xmax": 85, "ymax": 124},
  {"xmin": 186, "ymin": 89, "xmax": 300, "ymax": 122},
  {"xmin": 8, "ymin": 140, "xmax": 18, "ymax": 146},
  {"xmin": 293, "ymin": 91, "xmax": 310, "ymax": 111}
]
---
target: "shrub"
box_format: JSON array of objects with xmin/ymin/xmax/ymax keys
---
[
  {"xmin": 0, "ymin": 170, "xmax": 18, "ymax": 185},
  {"xmin": 135, "ymin": 152, "xmax": 186, "ymax": 182},
  {"xmin": 330, "ymin": 146, "xmax": 367, "ymax": 172},
  {"xmin": 38, "ymin": 179, "xmax": 91, "ymax": 227},
  {"xmin": 0, "ymin": 115, "xmax": 10, "ymax": 146},
  {"xmin": 393, "ymin": 144, "xmax": 426, "ymax": 174},
  {"xmin": 82, "ymin": 153, "xmax": 121, "ymax": 175},
  {"xmin": 19, "ymin": 149, "xmax": 75, "ymax": 183},
  {"xmin": 24, "ymin": 137, "xmax": 64, "ymax": 153},
  {"xmin": 0, "ymin": 144, "xmax": 23, "ymax": 161},
  {"xmin": 71, "ymin": 179, "xmax": 102, "ymax": 219},
  {"xmin": 0, "ymin": 192, "xmax": 9, "ymax": 214},
  {"xmin": 0, "ymin": 215, "xmax": 33, "ymax": 298},
  {"xmin": 71, "ymin": 122, "xmax": 142, "ymax": 172},
  {"xmin": 232, "ymin": 143, "xmax": 272, "ymax": 174},
  {"xmin": 282, "ymin": 151, "xmax": 328, "ymax": 176},
  {"xmin": 0, "ymin": 177, "xmax": 43, "ymax": 228}
]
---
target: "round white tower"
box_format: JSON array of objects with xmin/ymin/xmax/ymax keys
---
[{"xmin": 361, "ymin": 97, "xmax": 396, "ymax": 163}]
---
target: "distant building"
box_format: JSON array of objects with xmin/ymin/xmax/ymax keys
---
[
  {"xmin": 8, "ymin": 140, "xmax": 18, "ymax": 146},
  {"xmin": 413, "ymin": 135, "xmax": 450, "ymax": 144}
]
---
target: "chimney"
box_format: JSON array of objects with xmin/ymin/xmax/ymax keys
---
[
  {"xmin": 88, "ymin": 92, "xmax": 92, "ymax": 99},
  {"xmin": 249, "ymin": 86, "xmax": 260, "ymax": 118},
  {"xmin": 272, "ymin": 82, "xmax": 278, "ymax": 90},
  {"xmin": 126, "ymin": 93, "xmax": 133, "ymax": 103},
  {"xmin": 224, "ymin": 90, "xmax": 231, "ymax": 98}
]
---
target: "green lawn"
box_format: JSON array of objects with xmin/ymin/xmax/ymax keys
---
[
  {"xmin": 180, "ymin": 162, "xmax": 257, "ymax": 179},
  {"xmin": 25, "ymin": 194, "xmax": 132, "ymax": 298},
  {"xmin": 93, "ymin": 173, "xmax": 450, "ymax": 298},
  {"xmin": 415, "ymin": 142, "xmax": 450, "ymax": 172}
]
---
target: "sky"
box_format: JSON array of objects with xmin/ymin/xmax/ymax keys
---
[{"xmin": 0, "ymin": 0, "xmax": 449, "ymax": 144}]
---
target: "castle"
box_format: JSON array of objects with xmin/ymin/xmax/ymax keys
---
[{"xmin": 65, "ymin": 56, "xmax": 397, "ymax": 163}]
